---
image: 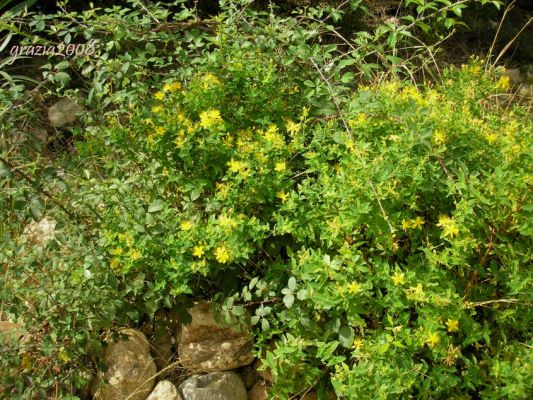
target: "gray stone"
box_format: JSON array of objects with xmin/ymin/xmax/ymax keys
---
[
  {"xmin": 92, "ymin": 329, "xmax": 157, "ymax": 400},
  {"xmin": 48, "ymin": 98, "xmax": 81, "ymax": 128},
  {"xmin": 179, "ymin": 372, "xmax": 247, "ymax": 400},
  {"xmin": 177, "ymin": 302, "xmax": 254, "ymax": 372},
  {"xmin": 147, "ymin": 380, "xmax": 182, "ymax": 400}
]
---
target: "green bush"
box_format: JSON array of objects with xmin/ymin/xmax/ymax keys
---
[
  {"xmin": 81, "ymin": 54, "xmax": 532, "ymax": 398},
  {"xmin": 1, "ymin": 1, "xmax": 531, "ymax": 399}
]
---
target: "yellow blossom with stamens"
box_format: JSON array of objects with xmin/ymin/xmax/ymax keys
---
[
  {"xmin": 129, "ymin": 249, "xmax": 142, "ymax": 261},
  {"xmin": 425, "ymin": 331, "xmax": 441, "ymax": 348},
  {"xmin": 392, "ymin": 271, "xmax": 405, "ymax": 286},
  {"xmin": 215, "ymin": 245, "xmax": 231, "ymax": 264},
  {"xmin": 180, "ymin": 221, "xmax": 194, "ymax": 231},
  {"xmin": 154, "ymin": 91, "xmax": 164, "ymax": 100},
  {"xmin": 347, "ymin": 282, "xmax": 361, "ymax": 294},
  {"xmin": 285, "ymin": 120, "xmax": 301, "ymax": 135},
  {"xmin": 446, "ymin": 319, "xmax": 459, "ymax": 332},
  {"xmin": 192, "ymin": 245, "xmax": 205, "ymax": 258},
  {"xmin": 411, "ymin": 216, "xmax": 425, "ymax": 229},
  {"xmin": 227, "ymin": 159, "xmax": 247, "ymax": 174},
  {"xmin": 275, "ymin": 162, "xmax": 287, "ymax": 172},
  {"xmin": 437, "ymin": 215, "xmax": 459, "ymax": 238},
  {"xmin": 434, "ymin": 130, "xmax": 446, "ymax": 145},
  {"xmin": 199, "ymin": 109, "xmax": 223, "ymax": 129},
  {"xmin": 277, "ymin": 190, "xmax": 289, "ymax": 203}
]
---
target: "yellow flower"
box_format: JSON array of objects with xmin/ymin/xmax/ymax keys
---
[
  {"xmin": 485, "ymin": 132, "xmax": 498, "ymax": 144},
  {"xmin": 346, "ymin": 282, "xmax": 361, "ymax": 294},
  {"xmin": 446, "ymin": 319, "xmax": 459, "ymax": 332},
  {"xmin": 406, "ymin": 283, "xmax": 427, "ymax": 302},
  {"xmin": 425, "ymin": 331, "xmax": 441, "ymax": 348},
  {"xmin": 129, "ymin": 249, "xmax": 142, "ymax": 261},
  {"xmin": 401, "ymin": 219, "xmax": 411, "ymax": 231},
  {"xmin": 353, "ymin": 338, "xmax": 364, "ymax": 350},
  {"xmin": 170, "ymin": 82, "xmax": 182, "ymax": 91},
  {"xmin": 411, "ymin": 216, "xmax": 425, "ymax": 230},
  {"xmin": 110, "ymin": 258, "xmax": 120, "ymax": 270},
  {"xmin": 218, "ymin": 214, "xmax": 238, "ymax": 229},
  {"xmin": 391, "ymin": 271, "xmax": 405, "ymax": 286},
  {"xmin": 180, "ymin": 221, "xmax": 194, "ymax": 231},
  {"xmin": 151, "ymin": 105, "xmax": 163, "ymax": 114},
  {"xmin": 110, "ymin": 247, "xmax": 123, "ymax": 256},
  {"xmin": 215, "ymin": 245, "xmax": 231, "ymax": 264},
  {"xmin": 285, "ymin": 120, "xmax": 301, "ymax": 135},
  {"xmin": 437, "ymin": 215, "xmax": 459, "ymax": 238},
  {"xmin": 192, "ymin": 245, "xmax": 204, "ymax": 258},
  {"xmin": 199, "ymin": 109, "xmax": 223, "ymax": 129},
  {"xmin": 154, "ymin": 91, "xmax": 165, "ymax": 100},
  {"xmin": 216, "ymin": 182, "xmax": 230, "ymax": 198},
  {"xmin": 274, "ymin": 162, "xmax": 287, "ymax": 172},
  {"xmin": 227, "ymin": 159, "xmax": 247, "ymax": 173},
  {"xmin": 277, "ymin": 190, "xmax": 289, "ymax": 203},
  {"xmin": 201, "ymin": 72, "xmax": 221, "ymax": 90},
  {"xmin": 154, "ymin": 126, "xmax": 165, "ymax": 136},
  {"xmin": 495, "ymin": 75, "xmax": 511, "ymax": 91},
  {"xmin": 434, "ymin": 129, "xmax": 446, "ymax": 145}
]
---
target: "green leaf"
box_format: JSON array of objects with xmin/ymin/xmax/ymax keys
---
[
  {"xmin": 283, "ymin": 293, "xmax": 294, "ymax": 308},
  {"xmin": 288, "ymin": 277, "xmax": 297, "ymax": 291},
  {"xmin": 148, "ymin": 200, "xmax": 164, "ymax": 213},
  {"xmin": 339, "ymin": 325, "xmax": 354, "ymax": 348}
]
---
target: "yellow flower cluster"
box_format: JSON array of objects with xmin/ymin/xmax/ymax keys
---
[
  {"xmin": 405, "ymin": 283, "xmax": 427, "ymax": 302},
  {"xmin": 277, "ymin": 190, "xmax": 289, "ymax": 203},
  {"xmin": 391, "ymin": 271, "xmax": 405, "ymax": 286},
  {"xmin": 425, "ymin": 331, "xmax": 440, "ymax": 348},
  {"xmin": 201, "ymin": 72, "xmax": 221, "ymax": 90},
  {"xmin": 274, "ymin": 161, "xmax": 286, "ymax": 172},
  {"xmin": 215, "ymin": 244, "xmax": 231, "ymax": 264},
  {"xmin": 192, "ymin": 245, "xmax": 204, "ymax": 258},
  {"xmin": 227, "ymin": 159, "xmax": 248, "ymax": 174},
  {"xmin": 346, "ymin": 281, "xmax": 361, "ymax": 294},
  {"xmin": 446, "ymin": 319, "xmax": 459, "ymax": 332},
  {"xmin": 261, "ymin": 125, "xmax": 285, "ymax": 149},
  {"xmin": 401, "ymin": 216, "xmax": 425, "ymax": 231},
  {"xmin": 437, "ymin": 215, "xmax": 459, "ymax": 238},
  {"xmin": 434, "ymin": 129, "xmax": 446, "ymax": 145},
  {"xmin": 199, "ymin": 109, "xmax": 223, "ymax": 129},
  {"xmin": 180, "ymin": 220, "xmax": 194, "ymax": 231},
  {"xmin": 285, "ymin": 120, "xmax": 301, "ymax": 135}
]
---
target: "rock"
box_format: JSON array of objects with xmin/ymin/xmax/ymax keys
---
[
  {"xmin": 248, "ymin": 381, "xmax": 270, "ymax": 400},
  {"xmin": 48, "ymin": 98, "xmax": 81, "ymax": 128},
  {"xmin": 178, "ymin": 372, "xmax": 247, "ymax": 400},
  {"xmin": 21, "ymin": 218, "xmax": 56, "ymax": 246},
  {"xmin": 147, "ymin": 380, "xmax": 182, "ymax": 400},
  {"xmin": 237, "ymin": 364, "xmax": 257, "ymax": 389},
  {"xmin": 92, "ymin": 329, "xmax": 157, "ymax": 400},
  {"xmin": 177, "ymin": 302, "xmax": 254, "ymax": 372}
]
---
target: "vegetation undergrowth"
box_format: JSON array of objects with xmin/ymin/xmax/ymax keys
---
[{"xmin": 1, "ymin": 1, "xmax": 531, "ymax": 399}]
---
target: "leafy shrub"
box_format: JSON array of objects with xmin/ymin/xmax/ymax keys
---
[
  {"xmin": 1, "ymin": 1, "xmax": 531, "ymax": 399},
  {"xmin": 82, "ymin": 51, "xmax": 532, "ymax": 399}
]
